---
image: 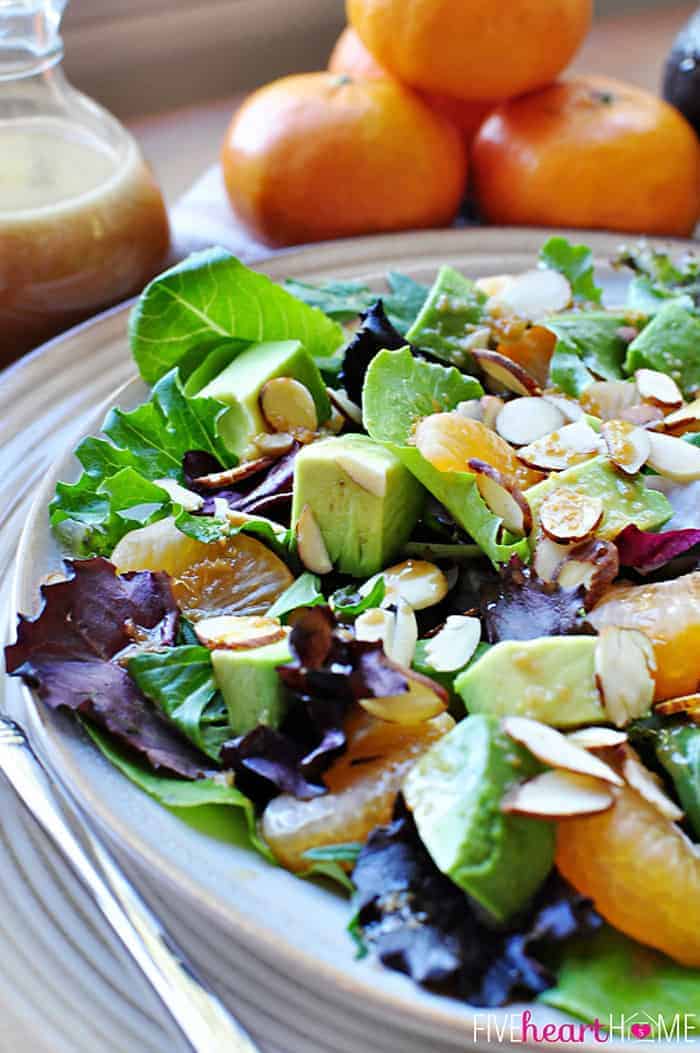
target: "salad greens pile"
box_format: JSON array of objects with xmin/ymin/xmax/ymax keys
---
[{"xmin": 7, "ymin": 237, "xmax": 700, "ymax": 1031}]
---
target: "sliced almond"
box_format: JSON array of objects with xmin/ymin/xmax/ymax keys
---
[
  {"xmin": 622, "ymin": 751, "xmax": 684, "ymax": 822},
  {"xmin": 635, "ymin": 368, "xmax": 684, "ymax": 411},
  {"xmin": 539, "ymin": 488, "xmax": 604, "ymax": 544},
  {"xmin": 469, "ymin": 460, "xmax": 532, "ymax": 536},
  {"xmin": 195, "ymin": 614, "xmax": 286, "ymax": 650},
  {"xmin": 356, "ymin": 606, "xmax": 396, "ymax": 651},
  {"xmin": 225, "ymin": 508, "xmax": 288, "ymax": 535},
  {"xmin": 472, "ymin": 349, "xmax": 542, "ymax": 397},
  {"xmin": 620, "ymin": 403, "xmax": 666, "ymax": 427},
  {"xmin": 193, "ymin": 457, "xmax": 274, "ymax": 489},
  {"xmin": 658, "ymin": 398, "xmax": 700, "ymax": 437},
  {"xmin": 359, "ymin": 677, "xmax": 447, "ymax": 725},
  {"xmin": 567, "ymin": 727, "xmax": 628, "ymax": 750},
  {"xmin": 490, "ymin": 269, "xmax": 572, "ymax": 321},
  {"xmin": 475, "ymin": 273, "xmax": 514, "ymax": 298},
  {"xmin": 501, "ymin": 715, "xmax": 624, "ymax": 786},
  {"xmin": 495, "ymin": 397, "xmax": 566, "ymax": 447},
  {"xmin": 543, "ymin": 394, "xmax": 585, "ymax": 423},
  {"xmin": 518, "ymin": 419, "xmax": 602, "ymax": 472},
  {"xmin": 252, "ymin": 432, "xmax": 296, "ymax": 457},
  {"xmin": 655, "ymin": 693, "xmax": 700, "ymax": 717},
  {"xmin": 456, "ymin": 399, "xmax": 485, "ymax": 422},
  {"xmin": 295, "ymin": 504, "xmax": 333, "ymax": 574},
  {"xmin": 646, "ymin": 431, "xmax": 700, "ymax": 483},
  {"xmin": 323, "ymin": 405, "xmax": 346, "ymax": 435},
  {"xmin": 502, "ymin": 770, "xmax": 614, "ymax": 819},
  {"xmin": 595, "ymin": 626, "xmax": 657, "ymax": 728},
  {"xmin": 336, "ymin": 451, "xmax": 387, "ymax": 497},
  {"xmin": 580, "ymin": 380, "xmax": 640, "ymax": 422},
  {"xmin": 533, "ymin": 535, "xmax": 575, "ymax": 582},
  {"xmin": 423, "ymin": 615, "xmax": 481, "ymax": 673},
  {"xmin": 327, "ymin": 387, "xmax": 363, "ymax": 425},
  {"xmin": 363, "ymin": 560, "xmax": 448, "ymax": 612},
  {"xmin": 601, "ymin": 419, "xmax": 651, "ymax": 475},
  {"xmin": 553, "ymin": 538, "xmax": 619, "ymax": 608},
  {"xmin": 355, "ymin": 599, "xmax": 417, "ymax": 668},
  {"xmin": 481, "ymin": 395, "xmax": 505, "ymax": 430},
  {"xmin": 153, "ymin": 478, "xmax": 204, "ymax": 512},
  {"xmin": 260, "ymin": 377, "xmax": 318, "ymax": 434}
]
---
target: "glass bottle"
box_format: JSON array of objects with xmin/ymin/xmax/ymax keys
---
[{"xmin": 0, "ymin": 0, "xmax": 170, "ymax": 364}]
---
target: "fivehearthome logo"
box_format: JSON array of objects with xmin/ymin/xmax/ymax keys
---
[{"xmin": 471, "ymin": 1010, "xmax": 700, "ymax": 1044}]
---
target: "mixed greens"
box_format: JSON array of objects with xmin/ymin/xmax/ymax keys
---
[{"xmin": 7, "ymin": 238, "xmax": 700, "ymax": 1032}]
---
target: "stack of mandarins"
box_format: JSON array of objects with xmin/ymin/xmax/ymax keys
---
[{"xmin": 221, "ymin": 0, "xmax": 700, "ymax": 246}]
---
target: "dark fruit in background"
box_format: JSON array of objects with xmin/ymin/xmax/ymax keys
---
[{"xmin": 663, "ymin": 7, "xmax": 700, "ymax": 137}]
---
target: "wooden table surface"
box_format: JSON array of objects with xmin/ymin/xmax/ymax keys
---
[{"xmin": 128, "ymin": 3, "xmax": 697, "ymax": 204}]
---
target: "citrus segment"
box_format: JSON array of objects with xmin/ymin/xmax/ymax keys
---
[{"xmin": 413, "ymin": 412, "xmax": 544, "ymax": 489}]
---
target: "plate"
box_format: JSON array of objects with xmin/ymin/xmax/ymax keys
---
[{"xmin": 10, "ymin": 227, "xmax": 698, "ymax": 1053}]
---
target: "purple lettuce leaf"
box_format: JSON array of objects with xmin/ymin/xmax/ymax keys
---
[
  {"xmin": 481, "ymin": 557, "xmax": 592, "ymax": 643},
  {"xmin": 183, "ymin": 446, "xmax": 298, "ymax": 522},
  {"xmin": 5, "ymin": 559, "xmax": 212, "ymax": 779},
  {"xmin": 352, "ymin": 801, "xmax": 601, "ymax": 1005},
  {"xmin": 340, "ymin": 300, "xmax": 407, "ymax": 406},
  {"xmin": 615, "ymin": 523, "xmax": 700, "ymax": 574}
]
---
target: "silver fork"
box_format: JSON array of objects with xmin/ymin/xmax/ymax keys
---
[{"xmin": 0, "ymin": 715, "xmax": 262, "ymax": 1053}]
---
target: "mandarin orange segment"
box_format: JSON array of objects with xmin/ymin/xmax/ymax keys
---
[
  {"xmin": 261, "ymin": 707, "xmax": 453, "ymax": 872},
  {"xmin": 413, "ymin": 412, "xmax": 543, "ymax": 489},
  {"xmin": 589, "ymin": 572, "xmax": 700, "ymax": 701},
  {"xmin": 496, "ymin": 325, "xmax": 556, "ymax": 389},
  {"xmin": 556, "ymin": 782, "xmax": 700, "ymax": 968}
]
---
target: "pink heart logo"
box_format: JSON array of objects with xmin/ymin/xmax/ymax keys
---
[{"xmin": 631, "ymin": 1024, "xmax": 652, "ymax": 1040}]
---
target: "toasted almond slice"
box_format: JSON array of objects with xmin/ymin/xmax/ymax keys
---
[
  {"xmin": 620, "ymin": 403, "xmax": 666, "ymax": 427},
  {"xmin": 567, "ymin": 727, "xmax": 628, "ymax": 750},
  {"xmin": 580, "ymin": 380, "xmax": 640, "ymax": 422},
  {"xmin": 356, "ymin": 606, "xmax": 396, "ymax": 651},
  {"xmin": 501, "ymin": 716, "xmax": 624, "ymax": 786},
  {"xmin": 456, "ymin": 399, "xmax": 485, "ymax": 422},
  {"xmin": 495, "ymin": 397, "xmax": 566, "ymax": 447},
  {"xmin": 501, "ymin": 770, "xmax": 614, "ymax": 819},
  {"xmin": 193, "ymin": 457, "xmax": 275, "ymax": 490},
  {"xmin": 491, "ymin": 268, "xmax": 572, "ymax": 320},
  {"xmin": 553, "ymin": 538, "xmax": 619, "ymax": 607},
  {"xmin": 424, "ymin": 615, "xmax": 481, "ymax": 673},
  {"xmin": 356, "ymin": 598, "xmax": 417, "ymax": 668},
  {"xmin": 475, "ymin": 273, "xmax": 514, "ymax": 298},
  {"xmin": 658, "ymin": 397, "xmax": 700, "ymax": 437},
  {"xmin": 540, "ymin": 488, "xmax": 604, "ymax": 544},
  {"xmin": 655, "ymin": 693, "xmax": 700, "ymax": 717},
  {"xmin": 595, "ymin": 626, "xmax": 657, "ymax": 728},
  {"xmin": 469, "ymin": 459, "xmax": 532, "ymax": 536},
  {"xmin": 252, "ymin": 432, "xmax": 296, "ymax": 457},
  {"xmin": 543, "ymin": 393, "xmax": 585, "ymax": 423},
  {"xmin": 390, "ymin": 598, "xmax": 419, "ymax": 668},
  {"xmin": 153, "ymin": 478, "xmax": 204, "ymax": 512},
  {"xmin": 518, "ymin": 419, "xmax": 602, "ymax": 472},
  {"xmin": 260, "ymin": 377, "xmax": 318, "ymax": 434},
  {"xmin": 295, "ymin": 504, "xmax": 333, "ymax": 574},
  {"xmin": 635, "ymin": 368, "xmax": 684, "ymax": 410},
  {"xmin": 481, "ymin": 395, "xmax": 505, "ymax": 430},
  {"xmin": 336, "ymin": 451, "xmax": 387, "ymax": 497},
  {"xmin": 359, "ymin": 676, "xmax": 447, "ymax": 725},
  {"xmin": 533, "ymin": 535, "xmax": 575, "ymax": 582},
  {"xmin": 195, "ymin": 614, "xmax": 286, "ymax": 650},
  {"xmin": 327, "ymin": 387, "xmax": 363, "ymax": 425},
  {"xmin": 601, "ymin": 419, "xmax": 651, "ymax": 475},
  {"xmin": 363, "ymin": 559, "xmax": 448, "ymax": 612},
  {"xmin": 323, "ymin": 405, "xmax": 346, "ymax": 435},
  {"xmin": 646, "ymin": 431, "xmax": 700, "ymax": 483},
  {"xmin": 225, "ymin": 509, "xmax": 288, "ymax": 535},
  {"xmin": 622, "ymin": 751, "xmax": 684, "ymax": 822},
  {"xmin": 472, "ymin": 349, "xmax": 542, "ymax": 397}
]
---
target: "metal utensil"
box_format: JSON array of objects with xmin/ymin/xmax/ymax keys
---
[{"xmin": 0, "ymin": 715, "xmax": 261, "ymax": 1053}]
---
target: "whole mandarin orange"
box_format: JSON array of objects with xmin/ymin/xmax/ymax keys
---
[
  {"xmin": 472, "ymin": 75, "xmax": 700, "ymax": 236},
  {"xmin": 346, "ymin": 0, "xmax": 592, "ymax": 101},
  {"xmin": 328, "ymin": 26, "xmax": 493, "ymax": 140},
  {"xmin": 221, "ymin": 73, "xmax": 467, "ymax": 247}
]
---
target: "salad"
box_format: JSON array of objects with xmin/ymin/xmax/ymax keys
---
[{"xmin": 7, "ymin": 237, "xmax": 700, "ymax": 1032}]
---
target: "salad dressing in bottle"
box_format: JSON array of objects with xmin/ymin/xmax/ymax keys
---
[{"xmin": 0, "ymin": 1, "xmax": 170, "ymax": 363}]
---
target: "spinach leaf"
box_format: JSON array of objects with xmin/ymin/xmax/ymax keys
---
[
  {"xmin": 283, "ymin": 271, "xmax": 428, "ymax": 335},
  {"xmin": 624, "ymin": 302, "xmax": 700, "ymax": 399},
  {"xmin": 130, "ymin": 248, "xmax": 343, "ymax": 385},
  {"xmin": 545, "ymin": 312, "xmax": 634, "ymax": 396},
  {"xmin": 539, "ymin": 236, "xmax": 603, "ymax": 304},
  {"xmin": 654, "ymin": 723, "xmax": 700, "ymax": 838},
  {"xmin": 267, "ymin": 573, "xmax": 325, "ymax": 620}
]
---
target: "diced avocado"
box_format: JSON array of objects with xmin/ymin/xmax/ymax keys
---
[
  {"xmin": 624, "ymin": 302, "xmax": 700, "ymax": 399},
  {"xmin": 455, "ymin": 636, "xmax": 606, "ymax": 728},
  {"xmin": 403, "ymin": 713, "xmax": 555, "ymax": 923},
  {"xmin": 199, "ymin": 340, "xmax": 330, "ymax": 457},
  {"xmin": 291, "ymin": 434, "xmax": 424, "ymax": 577},
  {"xmin": 526, "ymin": 455, "xmax": 672, "ymax": 541},
  {"xmin": 405, "ymin": 265, "xmax": 486, "ymax": 369},
  {"xmin": 211, "ymin": 636, "xmax": 291, "ymax": 736}
]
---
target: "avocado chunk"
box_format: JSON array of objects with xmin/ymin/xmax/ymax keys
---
[
  {"xmin": 291, "ymin": 434, "xmax": 424, "ymax": 577},
  {"xmin": 526, "ymin": 455, "xmax": 672, "ymax": 541},
  {"xmin": 405, "ymin": 265, "xmax": 486, "ymax": 369},
  {"xmin": 212, "ymin": 636, "xmax": 291, "ymax": 736},
  {"xmin": 624, "ymin": 303, "xmax": 700, "ymax": 400},
  {"xmin": 403, "ymin": 713, "xmax": 555, "ymax": 923},
  {"xmin": 199, "ymin": 340, "xmax": 330, "ymax": 457},
  {"xmin": 455, "ymin": 636, "xmax": 606, "ymax": 728}
]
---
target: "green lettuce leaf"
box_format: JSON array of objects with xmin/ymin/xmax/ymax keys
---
[
  {"xmin": 541, "ymin": 927, "xmax": 700, "ymax": 1039},
  {"xmin": 654, "ymin": 723, "xmax": 700, "ymax": 839},
  {"xmin": 617, "ymin": 244, "xmax": 699, "ymax": 314},
  {"xmin": 174, "ymin": 509, "xmax": 293, "ymax": 564},
  {"xmin": 267, "ymin": 572, "xmax": 325, "ymax": 620},
  {"xmin": 130, "ymin": 248, "xmax": 344, "ymax": 385},
  {"xmin": 363, "ymin": 349, "xmax": 529, "ymax": 566},
  {"xmin": 545, "ymin": 312, "xmax": 635, "ymax": 397},
  {"xmin": 624, "ymin": 302, "xmax": 700, "ymax": 399},
  {"xmin": 405, "ymin": 265, "xmax": 486, "ymax": 368},
  {"xmin": 128, "ymin": 646, "xmax": 230, "ymax": 762},
  {"xmin": 283, "ymin": 271, "xmax": 428, "ymax": 334},
  {"xmin": 539, "ymin": 236, "xmax": 603, "ymax": 304}
]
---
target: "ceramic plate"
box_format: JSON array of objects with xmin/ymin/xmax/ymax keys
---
[{"xmin": 10, "ymin": 228, "xmax": 698, "ymax": 1053}]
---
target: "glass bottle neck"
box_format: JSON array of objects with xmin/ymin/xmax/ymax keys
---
[{"xmin": 0, "ymin": 1, "xmax": 66, "ymax": 81}]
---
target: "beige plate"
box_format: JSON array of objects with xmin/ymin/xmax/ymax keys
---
[{"xmin": 8, "ymin": 228, "xmax": 699, "ymax": 1053}]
